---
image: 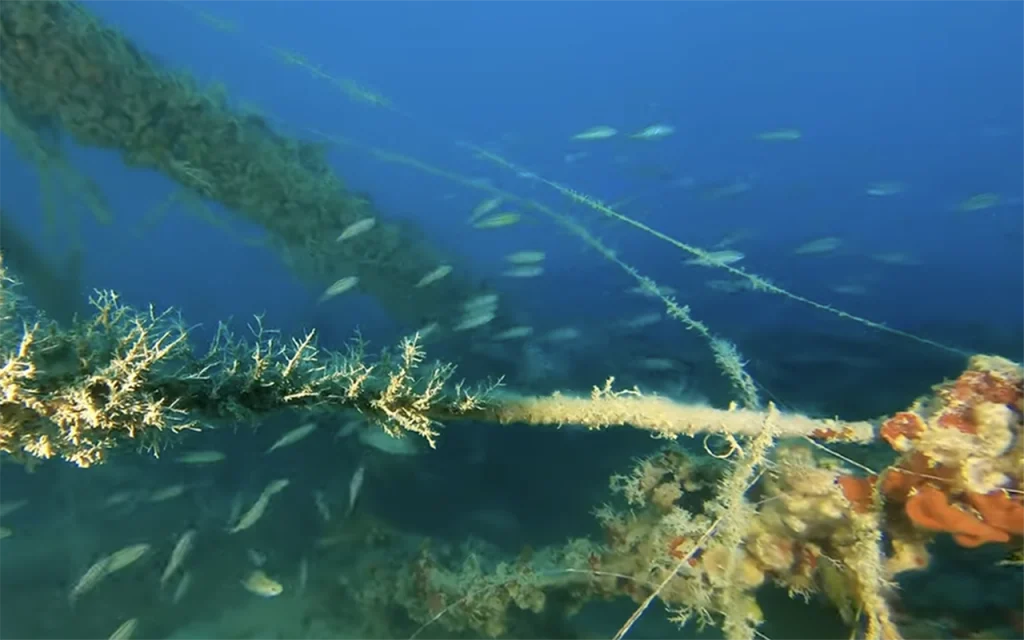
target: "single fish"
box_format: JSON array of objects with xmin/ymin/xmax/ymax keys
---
[
  {"xmin": 107, "ymin": 618, "xmax": 138, "ymax": 640},
  {"xmin": 706, "ymin": 279, "xmax": 755, "ymax": 294},
  {"xmin": 453, "ymin": 310, "xmax": 496, "ymax": 331},
  {"xmin": 571, "ymin": 125, "xmax": 618, "ymax": 141},
  {"xmin": 463, "ymin": 293, "xmax": 499, "ymax": 311},
  {"xmin": 313, "ymin": 490, "xmax": 331, "ymax": 522},
  {"xmin": 504, "ymin": 251, "xmax": 545, "ymax": 264},
  {"xmin": 684, "ymin": 250, "xmax": 745, "ymax": 267},
  {"xmin": 105, "ymin": 543, "xmax": 151, "ymax": 573},
  {"xmin": 957, "ymin": 192, "xmax": 1001, "ymax": 212},
  {"xmin": 174, "ymin": 450, "xmax": 225, "ymax": 464},
  {"xmin": 636, "ymin": 357, "xmax": 676, "ymax": 371},
  {"xmin": 172, "ymin": 571, "xmax": 192, "ymax": 604},
  {"xmin": 502, "ymin": 265, "xmax": 544, "ymax": 278},
  {"xmin": 160, "ymin": 529, "xmax": 196, "ymax": 587},
  {"xmin": 318, "ymin": 276, "xmax": 359, "ymax": 303},
  {"xmin": 628, "ymin": 284, "xmax": 676, "ymax": 298},
  {"xmin": 0, "ymin": 526, "xmax": 10, "ymax": 539},
  {"xmin": 621, "ymin": 313, "xmax": 662, "ymax": 330},
  {"xmin": 148, "ymin": 484, "xmax": 187, "ymax": 502},
  {"xmin": 358, "ymin": 428, "xmax": 423, "ymax": 456},
  {"xmin": 543, "ymin": 327, "xmax": 581, "ymax": 342},
  {"xmin": 336, "ymin": 217, "xmax": 376, "ymax": 242},
  {"xmin": 468, "ymin": 196, "xmax": 503, "ymax": 222},
  {"xmin": 630, "ymin": 124, "xmax": 675, "ymax": 140},
  {"xmin": 865, "ymin": 181, "xmax": 905, "ymax": 197},
  {"xmin": 347, "ymin": 464, "xmax": 366, "ymax": 516},
  {"xmin": 265, "ymin": 422, "xmax": 317, "ymax": 454},
  {"xmin": 755, "ymin": 128, "xmax": 801, "ymax": 142},
  {"xmin": 701, "ymin": 180, "xmax": 753, "ymax": 201},
  {"xmin": 70, "ymin": 557, "xmax": 112, "ymax": 605},
  {"xmin": 473, "ymin": 212, "xmax": 521, "ymax": 229},
  {"xmin": 0, "ymin": 499, "xmax": 27, "ymax": 518},
  {"xmin": 335, "ymin": 420, "xmax": 362, "ymax": 441},
  {"xmin": 415, "ymin": 321, "xmax": 440, "ymax": 341},
  {"xmin": 714, "ymin": 228, "xmax": 755, "ymax": 249},
  {"xmin": 415, "ymin": 264, "xmax": 452, "ymax": 288},
  {"xmin": 492, "ymin": 326, "xmax": 534, "ymax": 341},
  {"xmin": 297, "ymin": 557, "xmax": 309, "ymax": 596},
  {"xmin": 227, "ymin": 479, "xmax": 290, "ymax": 534},
  {"xmin": 241, "ymin": 569, "xmax": 283, "ymax": 597},
  {"xmin": 103, "ymin": 491, "xmax": 137, "ymax": 508},
  {"xmin": 793, "ymin": 237, "xmax": 842, "ymax": 255}
]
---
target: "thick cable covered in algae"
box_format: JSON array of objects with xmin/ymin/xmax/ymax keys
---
[
  {"xmin": 0, "ymin": 272, "xmax": 874, "ymax": 469},
  {"xmin": 0, "ymin": 0, "xmax": 495, "ymax": 334}
]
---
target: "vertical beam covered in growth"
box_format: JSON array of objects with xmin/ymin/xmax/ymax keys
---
[{"xmin": 0, "ymin": 1, "xmax": 495, "ymax": 334}]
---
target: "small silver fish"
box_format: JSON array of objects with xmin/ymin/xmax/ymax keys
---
[
  {"xmin": 492, "ymin": 326, "xmax": 534, "ymax": 341},
  {"xmin": 755, "ymin": 128, "xmax": 801, "ymax": 142},
  {"xmin": 313, "ymin": 490, "xmax": 332, "ymax": 522},
  {"xmin": 502, "ymin": 265, "xmax": 544, "ymax": 278},
  {"xmin": 297, "ymin": 557, "xmax": 309, "ymax": 596},
  {"xmin": 318, "ymin": 276, "xmax": 359, "ymax": 303},
  {"xmin": 148, "ymin": 484, "xmax": 187, "ymax": 502},
  {"xmin": 347, "ymin": 464, "xmax": 365, "ymax": 516},
  {"xmin": 0, "ymin": 499, "xmax": 27, "ymax": 518},
  {"xmin": 266, "ymin": 422, "xmax": 317, "ymax": 454},
  {"xmin": 473, "ymin": 212, "xmax": 521, "ymax": 229},
  {"xmin": 468, "ymin": 196, "xmax": 503, "ymax": 222},
  {"xmin": 630, "ymin": 124, "xmax": 675, "ymax": 140},
  {"xmin": 684, "ymin": 250, "xmax": 745, "ymax": 267},
  {"xmin": 174, "ymin": 450, "xmax": 225, "ymax": 464},
  {"xmin": 453, "ymin": 310, "xmax": 496, "ymax": 331},
  {"xmin": 336, "ymin": 217, "xmax": 376, "ymax": 242},
  {"xmin": 357, "ymin": 429, "xmax": 423, "ymax": 456},
  {"xmin": 70, "ymin": 544, "xmax": 151, "ymax": 604},
  {"xmin": 172, "ymin": 571, "xmax": 192, "ymax": 604},
  {"xmin": 415, "ymin": 264, "xmax": 452, "ymax": 288},
  {"xmin": 228, "ymin": 479, "xmax": 290, "ymax": 534},
  {"xmin": 571, "ymin": 125, "xmax": 617, "ymax": 141},
  {"xmin": 107, "ymin": 618, "xmax": 138, "ymax": 640},
  {"xmin": 105, "ymin": 543, "xmax": 151, "ymax": 573},
  {"xmin": 504, "ymin": 251, "xmax": 545, "ymax": 265},
  {"xmin": 160, "ymin": 529, "xmax": 196, "ymax": 587}
]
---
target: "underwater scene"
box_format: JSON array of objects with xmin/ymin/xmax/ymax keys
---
[{"xmin": 0, "ymin": 1, "xmax": 1022, "ymax": 639}]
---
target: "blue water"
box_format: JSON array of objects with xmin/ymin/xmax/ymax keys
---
[{"xmin": 6, "ymin": 0, "xmax": 1013, "ymax": 342}]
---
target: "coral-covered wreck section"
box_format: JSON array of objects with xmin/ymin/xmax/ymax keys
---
[
  {"xmin": 840, "ymin": 355, "xmax": 1022, "ymax": 564},
  {"xmin": 380, "ymin": 357, "xmax": 1022, "ymax": 640}
]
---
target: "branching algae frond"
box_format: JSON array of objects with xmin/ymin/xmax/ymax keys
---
[{"xmin": 0, "ymin": 266, "xmax": 490, "ymax": 467}]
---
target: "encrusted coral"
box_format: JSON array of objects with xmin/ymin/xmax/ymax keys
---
[{"xmin": 873, "ymin": 356, "xmax": 1023, "ymax": 549}]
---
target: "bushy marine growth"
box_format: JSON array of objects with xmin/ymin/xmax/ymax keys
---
[
  {"xmin": 0, "ymin": 282, "xmax": 490, "ymax": 468},
  {"xmin": 0, "ymin": 265, "xmax": 875, "ymax": 469}
]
